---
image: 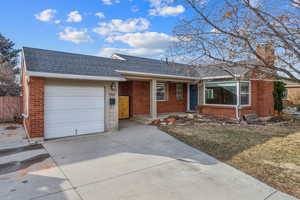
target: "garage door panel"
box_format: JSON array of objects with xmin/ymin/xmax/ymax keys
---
[
  {"xmin": 45, "ymin": 86, "xmax": 104, "ymax": 97},
  {"xmin": 45, "ymin": 83, "xmax": 105, "ymax": 139},
  {"xmin": 45, "ymin": 97, "xmax": 104, "ymax": 110},
  {"xmin": 45, "ymin": 123, "xmax": 104, "ymax": 138},
  {"xmin": 45, "ymin": 110, "xmax": 104, "ymax": 125}
]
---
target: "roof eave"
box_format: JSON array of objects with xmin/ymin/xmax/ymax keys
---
[
  {"xmin": 26, "ymin": 71, "xmax": 126, "ymax": 81},
  {"xmin": 115, "ymin": 70, "xmax": 200, "ymax": 80}
]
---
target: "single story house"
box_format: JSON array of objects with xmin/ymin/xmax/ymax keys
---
[{"xmin": 21, "ymin": 47, "xmax": 274, "ymax": 139}]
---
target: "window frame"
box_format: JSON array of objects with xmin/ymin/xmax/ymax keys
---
[
  {"xmin": 156, "ymin": 82, "xmax": 168, "ymax": 101},
  {"xmin": 239, "ymin": 81, "xmax": 251, "ymax": 106},
  {"xmin": 203, "ymin": 81, "xmax": 251, "ymax": 107},
  {"xmin": 176, "ymin": 83, "xmax": 184, "ymax": 101}
]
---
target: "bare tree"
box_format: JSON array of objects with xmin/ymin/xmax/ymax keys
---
[{"xmin": 172, "ymin": 0, "xmax": 300, "ymax": 82}]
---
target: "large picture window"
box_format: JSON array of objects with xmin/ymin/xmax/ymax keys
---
[
  {"xmin": 157, "ymin": 82, "xmax": 168, "ymax": 101},
  {"xmin": 205, "ymin": 82, "xmax": 237, "ymax": 105},
  {"xmin": 204, "ymin": 81, "xmax": 250, "ymax": 106}
]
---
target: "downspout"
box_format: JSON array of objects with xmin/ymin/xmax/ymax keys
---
[
  {"xmin": 234, "ymin": 75, "xmax": 241, "ymax": 121},
  {"xmin": 222, "ymin": 67, "xmax": 244, "ymax": 120},
  {"xmin": 236, "ymin": 79, "xmax": 240, "ymax": 120}
]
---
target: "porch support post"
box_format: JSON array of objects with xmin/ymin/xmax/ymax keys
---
[
  {"xmin": 187, "ymin": 83, "xmax": 190, "ymax": 111},
  {"xmin": 150, "ymin": 79, "xmax": 157, "ymax": 119}
]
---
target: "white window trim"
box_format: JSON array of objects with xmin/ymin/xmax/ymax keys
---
[
  {"xmin": 239, "ymin": 81, "xmax": 251, "ymax": 107},
  {"xmin": 156, "ymin": 82, "xmax": 168, "ymax": 101},
  {"xmin": 203, "ymin": 81, "xmax": 251, "ymax": 107},
  {"xmin": 176, "ymin": 83, "xmax": 184, "ymax": 101}
]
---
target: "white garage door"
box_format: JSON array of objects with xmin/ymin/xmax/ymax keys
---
[{"xmin": 45, "ymin": 82, "xmax": 105, "ymax": 139}]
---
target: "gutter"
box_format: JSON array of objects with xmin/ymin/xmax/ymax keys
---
[
  {"xmin": 201, "ymin": 75, "xmax": 239, "ymax": 80},
  {"xmin": 115, "ymin": 70, "xmax": 199, "ymax": 80},
  {"xmin": 26, "ymin": 71, "xmax": 126, "ymax": 81}
]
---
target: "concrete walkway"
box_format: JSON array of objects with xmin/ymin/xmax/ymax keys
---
[{"xmin": 1, "ymin": 121, "xmax": 297, "ymax": 200}]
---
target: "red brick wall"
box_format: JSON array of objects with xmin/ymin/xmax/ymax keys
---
[
  {"xmin": 28, "ymin": 77, "xmax": 45, "ymax": 138},
  {"xmin": 199, "ymin": 105, "xmax": 236, "ymax": 119},
  {"xmin": 253, "ymin": 80, "xmax": 274, "ymax": 116},
  {"xmin": 157, "ymin": 83, "xmax": 187, "ymax": 113},
  {"xmin": 199, "ymin": 80, "xmax": 274, "ymax": 119},
  {"xmin": 132, "ymin": 81, "xmax": 150, "ymax": 115}
]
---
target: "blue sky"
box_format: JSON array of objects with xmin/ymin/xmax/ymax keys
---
[{"xmin": 0, "ymin": 0, "xmax": 196, "ymax": 58}]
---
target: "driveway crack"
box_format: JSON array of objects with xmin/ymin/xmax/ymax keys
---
[{"xmin": 264, "ymin": 190, "xmax": 277, "ymax": 200}]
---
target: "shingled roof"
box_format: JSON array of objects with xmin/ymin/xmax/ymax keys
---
[{"xmin": 22, "ymin": 47, "xmax": 251, "ymax": 80}]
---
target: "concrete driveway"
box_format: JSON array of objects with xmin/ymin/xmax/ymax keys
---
[{"xmin": 4, "ymin": 121, "xmax": 296, "ymax": 200}]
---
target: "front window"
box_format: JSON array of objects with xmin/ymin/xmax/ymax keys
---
[
  {"xmin": 204, "ymin": 81, "xmax": 250, "ymax": 106},
  {"xmin": 205, "ymin": 82, "xmax": 237, "ymax": 105},
  {"xmin": 157, "ymin": 82, "xmax": 168, "ymax": 101},
  {"xmin": 240, "ymin": 82, "xmax": 250, "ymax": 105},
  {"xmin": 176, "ymin": 83, "xmax": 184, "ymax": 100}
]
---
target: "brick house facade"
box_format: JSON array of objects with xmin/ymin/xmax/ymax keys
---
[
  {"xmin": 119, "ymin": 81, "xmax": 188, "ymax": 116},
  {"xmin": 22, "ymin": 47, "xmax": 275, "ymax": 139}
]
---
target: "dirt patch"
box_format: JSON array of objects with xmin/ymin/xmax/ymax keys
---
[
  {"xmin": 160, "ymin": 120, "xmax": 300, "ymax": 198},
  {"xmin": 0, "ymin": 133, "xmax": 18, "ymax": 137}
]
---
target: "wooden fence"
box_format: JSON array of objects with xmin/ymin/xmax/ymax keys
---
[{"xmin": 0, "ymin": 96, "xmax": 23, "ymax": 122}]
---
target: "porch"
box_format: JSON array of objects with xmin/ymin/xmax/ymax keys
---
[{"xmin": 118, "ymin": 77, "xmax": 199, "ymax": 120}]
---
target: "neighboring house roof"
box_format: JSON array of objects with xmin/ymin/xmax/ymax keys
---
[
  {"xmin": 22, "ymin": 47, "xmax": 252, "ymax": 80},
  {"xmin": 282, "ymin": 79, "xmax": 300, "ymax": 88}
]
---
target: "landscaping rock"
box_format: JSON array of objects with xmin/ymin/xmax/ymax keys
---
[
  {"xmin": 243, "ymin": 114, "xmax": 258, "ymax": 124},
  {"xmin": 175, "ymin": 119, "xmax": 188, "ymax": 126},
  {"xmin": 187, "ymin": 114, "xmax": 194, "ymax": 119},
  {"xmin": 151, "ymin": 119, "xmax": 161, "ymax": 126},
  {"xmin": 240, "ymin": 120, "xmax": 248, "ymax": 126},
  {"xmin": 165, "ymin": 117, "xmax": 176, "ymax": 124}
]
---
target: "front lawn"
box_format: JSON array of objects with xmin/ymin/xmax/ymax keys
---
[{"xmin": 160, "ymin": 120, "xmax": 300, "ymax": 198}]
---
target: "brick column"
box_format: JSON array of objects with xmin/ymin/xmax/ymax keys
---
[{"xmin": 29, "ymin": 77, "xmax": 45, "ymax": 138}]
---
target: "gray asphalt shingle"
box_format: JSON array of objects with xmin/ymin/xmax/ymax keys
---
[{"xmin": 23, "ymin": 47, "xmax": 250, "ymax": 79}]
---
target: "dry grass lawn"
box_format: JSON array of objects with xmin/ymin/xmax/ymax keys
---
[{"xmin": 160, "ymin": 121, "xmax": 300, "ymax": 198}]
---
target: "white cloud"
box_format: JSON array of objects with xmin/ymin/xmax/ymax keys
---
[
  {"xmin": 95, "ymin": 12, "xmax": 105, "ymax": 19},
  {"xmin": 97, "ymin": 47, "xmax": 165, "ymax": 57},
  {"xmin": 99, "ymin": 31, "xmax": 177, "ymax": 58},
  {"xmin": 58, "ymin": 27, "xmax": 93, "ymax": 44},
  {"xmin": 149, "ymin": 5, "xmax": 185, "ymax": 16},
  {"xmin": 101, "ymin": 0, "xmax": 120, "ymax": 5},
  {"xmin": 249, "ymin": 0, "xmax": 260, "ymax": 7},
  {"xmin": 147, "ymin": 0, "xmax": 185, "ymax": 17},
  {"xmin": 93, "ymin": 18, "xmax": 150, "ymax": 35},
  {"xmin": 211, "ymin": 28, "xmax": 221, "ymax": 34},
  {"xmin": 148, "ymin": 0, "xmax": 173, "ymax": 8},
  {"xmin": 35, "ymin": 9, "xmax": 59, "ymax": 23},
  {"xmin": 66, "ymin": 11, "xmax": 82, "ymax": 22},
  {"xmin": 106, "ymin": 32, "xmax": 177, "ymax": 49}
]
